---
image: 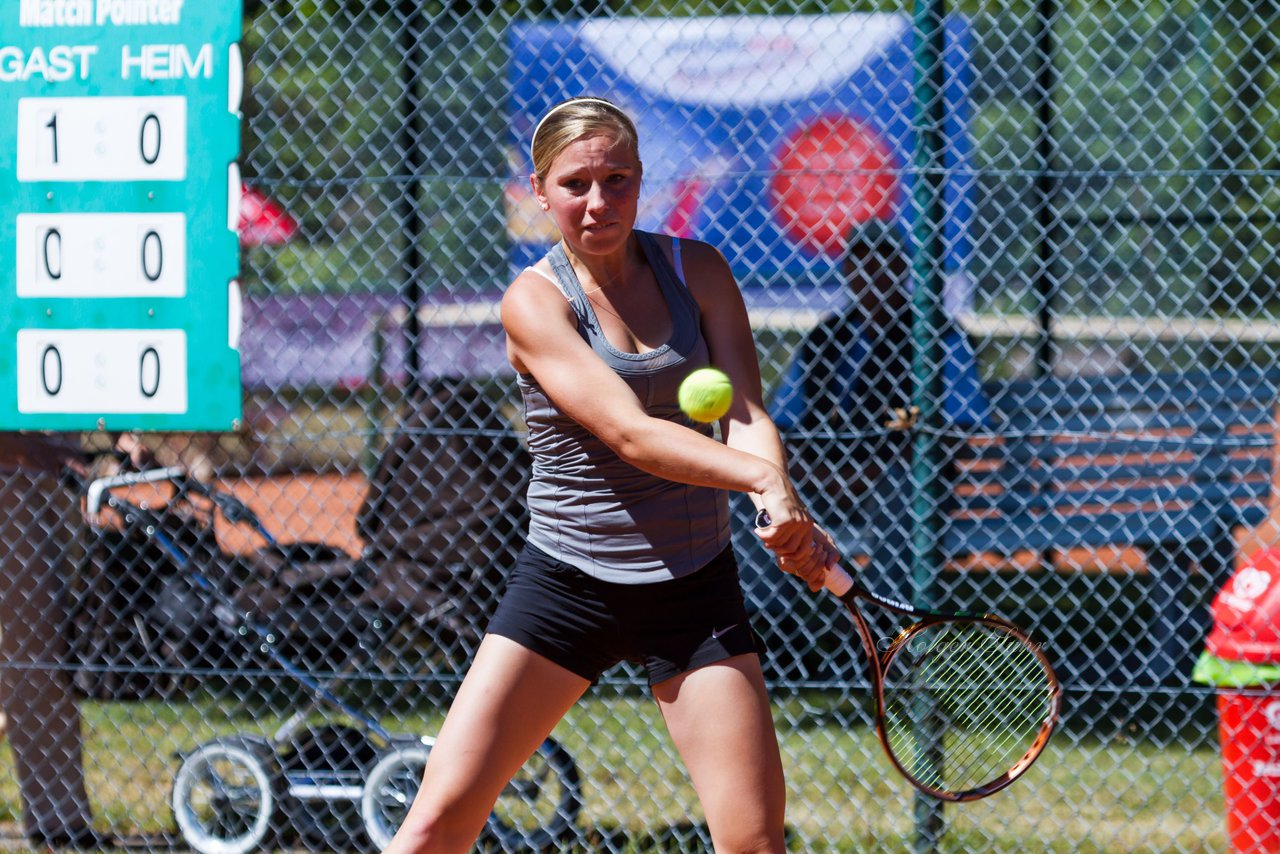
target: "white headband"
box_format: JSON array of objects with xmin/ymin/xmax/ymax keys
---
[{"xmin": 529, "ymin": 98, "xmax": 626, "ymax": 169}]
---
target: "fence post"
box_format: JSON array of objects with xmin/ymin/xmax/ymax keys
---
[
  {"xmin": 398, "ymin": 0, "xmax": 427, "ymax": 399},
  {"xmin": 910, "ymin": 0, "xmax": 950, "ymax": 849},
  {"xmin": 1033, "ymin": 0, "xmax": 1061, "ymax": 378}
]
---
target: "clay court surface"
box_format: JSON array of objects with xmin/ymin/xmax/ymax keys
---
[
  {"xmin": 212, "ymin": 473, "xmax": 370, "ymax": 557},
  {"xmin": 109, "ymin": 473, "xmax": 369, "ymax": 558}
]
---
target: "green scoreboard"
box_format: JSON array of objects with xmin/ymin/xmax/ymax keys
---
[{"xmin": 0, "ymin": 1, "xmax": 243, "ymax": 431}]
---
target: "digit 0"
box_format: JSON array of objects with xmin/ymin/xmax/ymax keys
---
[
  {"xmin": 139, "ymin": 347, "xmax": 160, "ymax": 398},
  {"xmin": 139, "ymin": 113, "xmax": 162, "ymax": 165},
  {"xmin": 141, "ymin": 230, "xmax": 163, "ymax": 281},
  {"xmin": 42, "ymin": 229, "xmax": 63, "ymax": 280},
  {"xmin": 41, "ymin": 345, "xmax": 62, "ymax": 396}
]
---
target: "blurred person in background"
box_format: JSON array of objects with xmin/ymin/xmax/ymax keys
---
[
  {"xmin": 0, "ymin": 433, "xmax": 97, "ymax": 849},
  {"xmin": 0, "ymin": 432, "xmax": 153, "ymax": 849},
  {"xmin": 769, "ymin": 219, "xmax": 988, "ymax": 596}
]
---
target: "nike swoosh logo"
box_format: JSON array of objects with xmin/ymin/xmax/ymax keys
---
[{"xmin": 711, "ymin": 624, "xmax": 738, "ymax": 639}]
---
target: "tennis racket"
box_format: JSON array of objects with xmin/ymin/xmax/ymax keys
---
[{"xmin": 755, "ymin": 510, "xmax": 1061, "ymax": 801}]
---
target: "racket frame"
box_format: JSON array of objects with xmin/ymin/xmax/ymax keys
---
[
  {"xmin": 833, "ymin": 578, "xmax": 1061, "ymax": 801},
  {"xmin": 752, "ymin": 509, "xmax": 1062, "ymax": 801}
]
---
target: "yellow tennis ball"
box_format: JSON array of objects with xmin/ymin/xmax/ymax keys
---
[{"xmin": 678, "ymin": 368, "xmax": 733, "ymax": 423}]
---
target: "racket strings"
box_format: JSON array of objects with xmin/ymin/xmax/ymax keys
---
[
  {"xmin": 880, "ymin": 621, "xmax": 1054, "ymax": 796},
  {"xmin": 887, "ymin": 665, "xmax": 1035, "ymax": 789},
  {"xmin": 922, "ymin": 651, "xmax": 1043, "ymax": 784},
  {"xmin": 911, "ymin": 635, "xmax": 1047, "ymax": 783},
  {"xmin": 890, "ymin": 632, "xmax": 1048, "ymax": 789}
]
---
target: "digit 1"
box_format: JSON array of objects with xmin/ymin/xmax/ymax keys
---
[
  {"xmin": 45, "ymin": 113, "xmax": 58, "ymax": 164},
  {"xmin": 139, "ymin": 113, "xmax": 161, "ymax": 165}
]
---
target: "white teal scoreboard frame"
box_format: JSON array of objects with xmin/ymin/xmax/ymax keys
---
[{"xmin": 0, "ymin": 2, "xmax": 243, "ymax": 431}]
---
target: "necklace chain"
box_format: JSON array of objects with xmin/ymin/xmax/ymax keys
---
[{"xmin": 563, "ymin": 240, "xmax": 639, "ymax": 300}]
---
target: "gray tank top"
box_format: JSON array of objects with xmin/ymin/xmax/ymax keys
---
[{"xmin": 517, "ymin": 231, "xmax": 731, "ymax": 583}]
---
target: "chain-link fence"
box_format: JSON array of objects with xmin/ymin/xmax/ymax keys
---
[{"xmin": 3, "ymin": 0, "xmax": 1280, "ymax": 851}]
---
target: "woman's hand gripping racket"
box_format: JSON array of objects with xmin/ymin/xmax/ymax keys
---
[{"xmin": 755, "ymin": 510, "xmax": 1061, "ymax": 802}]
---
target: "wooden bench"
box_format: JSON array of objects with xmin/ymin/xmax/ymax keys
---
[
  {"xmin": 945, "ymin": 368, "xmax": 1279, "ymax": 685},
  {"xmin": 736, "ymin": 368, "xmax": 1279, "ymax": 688}
]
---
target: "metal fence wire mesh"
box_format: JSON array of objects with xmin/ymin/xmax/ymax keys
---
[{"xmin": 2, "ymin": 0, "xmax": 1280, "ymax": 851}]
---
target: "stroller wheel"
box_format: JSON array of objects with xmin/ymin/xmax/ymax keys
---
[
  {"xmin": 488, "ymin": 737, "xmax": 582, "ymax": 850},
  {"xmin": 359, "ymin": 737, "xmax": 582, "ymax": 851},
  {"xmin": 359, "ymin": 740, "xmax": 430, "ymax": 851},
  {"xmin": 171, "ymin": 737, "xmax": 285, "ymax": 854},
  {"xmin": 278, "ymin": 723, "xmax": 378, "ymax": 849}
]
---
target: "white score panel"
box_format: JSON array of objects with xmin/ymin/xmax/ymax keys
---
[
  {"xmin": 16, "ymin": 213, "xmax": 186, "ymax": 297},
  {"xmin": 17, "ymin": 96, "xmax": 187, "ymax": 182},
  {"xmin": 16, "ymin": 329, "xmax": 187, "ymax": 414}
]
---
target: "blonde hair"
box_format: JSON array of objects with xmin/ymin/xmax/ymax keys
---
[{"xmin": 530, "ymin": 97, "xmax": 640, "ymax": 183}]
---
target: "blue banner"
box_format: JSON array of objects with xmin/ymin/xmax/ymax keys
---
[{"xmin": 507, "ymin": 13, "xmax": 975, "ymax": 296}]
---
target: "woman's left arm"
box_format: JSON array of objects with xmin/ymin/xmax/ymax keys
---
[{"xmin": 678, "ymin": 238, "xmax": 836, "ymax": 589}]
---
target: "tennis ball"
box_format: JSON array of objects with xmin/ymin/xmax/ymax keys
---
[{"xmin": 678, "ymin": 367, "xmax": 733, "ymax": 423}]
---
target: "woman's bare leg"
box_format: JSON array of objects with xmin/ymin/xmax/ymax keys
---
[
  {"xmin": 653, "ymin": 654, "xmax": 786, "ymax": 854},
  {"xmin": 382, "ymin": 635, "xmax": 590, "ymax": 854}
]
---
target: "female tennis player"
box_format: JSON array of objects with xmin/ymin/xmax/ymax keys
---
[{"xmin": 382, "ymin": 96, "xmax": 838, "ymax": 854}]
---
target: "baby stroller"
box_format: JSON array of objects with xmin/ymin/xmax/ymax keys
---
[
  {"xmin": 66, "ymin": 464, "xmax": 353, "ymax": 702},
  {"xmin": 80, "ymin": 379, "xmax": 583, "ymax": 852}
]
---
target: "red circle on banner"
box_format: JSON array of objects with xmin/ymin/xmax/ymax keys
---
[{"xmin": 769, "ymin": 115, "xmax": 898, "ymax": 257}]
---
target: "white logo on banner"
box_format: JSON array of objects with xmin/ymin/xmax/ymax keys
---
[
  {"xmin": 578, "ymin": 14, "xmax": 906, "ymax": 106},
  {"xmin": 1262, "ymin": 701, "xmax": 1280, "ymax": 749},
  {"xmin": 1221, "ymin": 566, "xmax": 1272, "ymax": 612}
]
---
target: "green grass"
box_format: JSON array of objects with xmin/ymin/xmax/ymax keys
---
[{"xmin": 0, "ymin": 688, "xmax": 1229, "ymax": 852}]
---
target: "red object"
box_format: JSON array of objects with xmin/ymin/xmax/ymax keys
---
[
  {"xmin": 1207, "ymin": 548, "xmax": 1280, "ymax": 664},
  {"xmin": 1218, "ymin": 691, "xmax": 1280, "ymax": 852},
  {"xmin": 239, "ymin": 183, "xmax": 298, "ymax": 247},
  {"xmin": 768, "ymin": 113, "xmax": 898, "ymax": 258},
  {"xmin": 1209, "ymin": 548, "xmax": 1280, "ymax": 851},
  {"xmin": 664, "ymin": 177, "xmax": 710, "ymax": 238}
]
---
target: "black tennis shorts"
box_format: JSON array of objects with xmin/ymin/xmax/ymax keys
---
[{"xmin": 486, "ymin": 542, "xmax": 763, "ymax": 685}]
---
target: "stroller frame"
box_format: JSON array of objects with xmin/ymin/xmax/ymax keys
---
[{"xmin": 85, "ymin": 467, "xmax": 581, "ymax": 853}]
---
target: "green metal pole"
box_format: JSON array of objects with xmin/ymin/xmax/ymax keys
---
[
  {"xmin": 1033, "ymin": 0, "xmax": 1060, "ymax": 379},
  {"xmin": 910, "ymin": 0, "xmax": 949, "ymax": 849}
]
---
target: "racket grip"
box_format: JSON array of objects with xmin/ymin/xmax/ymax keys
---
[
  {"xmin": 824, "ymin": 565, "xmax": 855, "ymax": 597},
  {"xmin": 753, "ymin": 509, "xmax": 855, "ymax": 597}
]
